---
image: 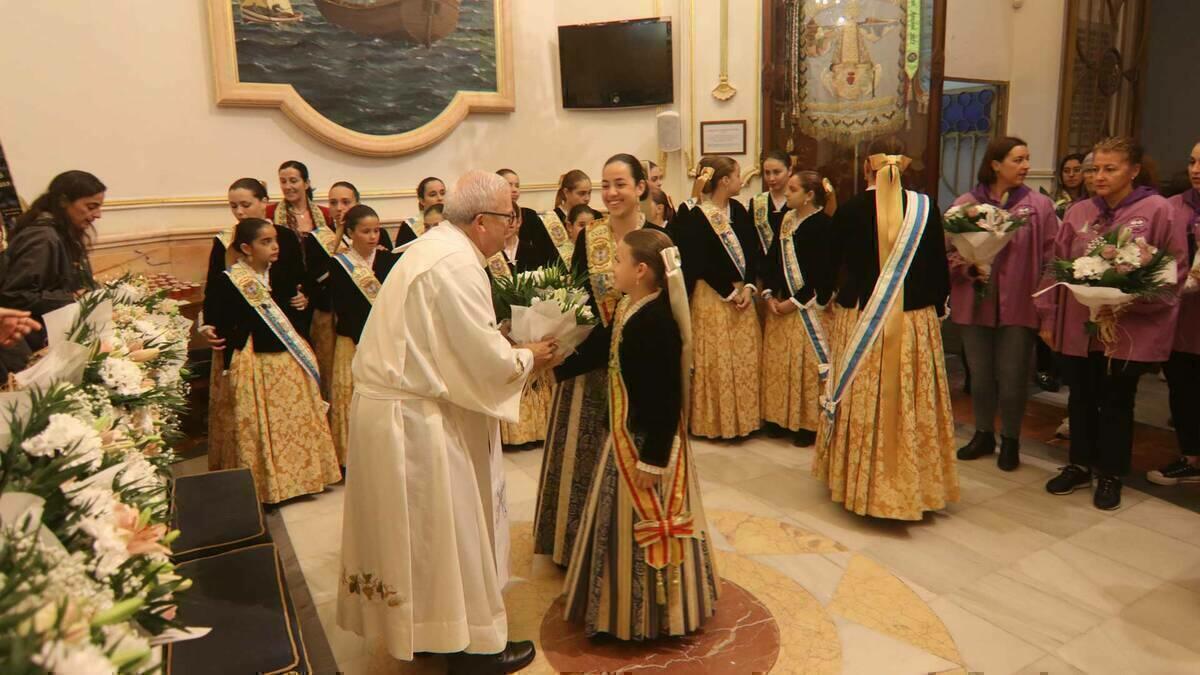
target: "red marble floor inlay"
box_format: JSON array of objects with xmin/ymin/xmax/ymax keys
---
[{"xmin": 539, "ymin": 579, "xmax": 779, "ymax": 674}]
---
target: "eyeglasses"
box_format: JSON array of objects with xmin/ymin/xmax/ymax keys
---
[{"xmin": 477, "ymin": 211, "xmax": 518, "ymax": 225}]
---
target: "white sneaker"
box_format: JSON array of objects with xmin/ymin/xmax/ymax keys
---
[{"xmin": 1055, "ymin": 418, "xmax": 1070, "ymax": 440}]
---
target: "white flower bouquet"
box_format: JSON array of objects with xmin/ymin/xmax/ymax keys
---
[
  {"xmin": 944, "ymin": 201, "xmax": 1030, "ymax": 299},
  {"xmin": 0, "ymin": 274, "xmax": 200, "ymax": 672},
  {"xmin": 491, "ymin": 262, "xmax": 597, "ymax": 355},
  {"xmin": 1035, "ymin": 226, "xmax": 1176, "ymax": 353}
]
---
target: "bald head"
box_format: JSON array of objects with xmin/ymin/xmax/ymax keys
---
[{"xmin": 443, "ymin": 171, "xmax": 510, "ymax": 227}]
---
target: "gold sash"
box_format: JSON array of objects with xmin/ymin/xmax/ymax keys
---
[
  {"xmin": 752, "ymin": 192, "xmax": 774, "ymax": 254},
  {"xmin": 487, "ymin": 252, "xmax": 513, "ymax": 281},
  {"xmin": 225, "ymin": 261, "xmax": 321, "ymax": 384},
  {"xmin": 405, "ymin": 215, "xmax": 426, "ymax": 238},
  {"xmin": 698, "ymin": 202, "xmax": 748, "ymax": 279},
  {"xmin": 584, "ymin": 214, "xmax": 646, "ymax": 326},
  {"xmin": 540, "ymin": 210, "xmax": 575, "ymax": 263},
  {"xmin": 332, "ymin": 251, "xmax": 382, "ymax": 305}
]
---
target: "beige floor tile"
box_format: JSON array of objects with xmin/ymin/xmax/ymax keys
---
[
  {"xmin": 860, "ymin": 528, "xmax": 1001, "ymax": 596},
  {"xmin": 1119, "ymin": 583, "xmax": 1200, "ymax": 653},
  {"xmin": 1000, "ymin": 540, "xmax": 1159, "ymax": 616},
  {"xmin": 696, "ymin": 484, "xmax": 787, "ymax": 518},
  {"xmin": 754, "ymin": 553, "xmax": 847, "ymax": 606},
  {"xmin": 732, "ymin": 468, "xmax": 840, "ymax": 514},
  {"xmin": 279, "ymin": 487, "xmax": 344, "ymax": 527},
  {"xmin": 299, "ymin": 548, "xmax": 343, "ymax": 606},
  {"xmin": 1015, "ymin": 653, "xmax": 1084, "ymax": 675},
  {"xmin": 502, "ymin": 465, "xmax": 539, "ymax": 503},
  {"xmin": 506, "ymin": 497, "xmax": 535, "ymax": 524},
  {"xmin": 315, "ymin": 598, "xmax": 366, "ymax": 667},
  {"xmin": 695, "ymin": 447, "xmax": 793, "ymax": 485},
  {"xmin": 958, "ymin": 457, "xmax": 1055, "ymax": 487},
  {"xmin": 1068, "ymin": 518, "xmax": 1200, "ymax": 580},
  {"xmin": 287, "ymin": 508, "xmax": 345, "ymax": 561},
  {"xmin": 834, "ymin": 618, "xmax": 961, "ymax": 675},
  {"xmin": 502, "ymin": 446, "xmax": 545, "ymax": 471},
  {"xmin": 982, "ymin": 484, "xmax": 1108, "ymax": 539},
  {"xmin": 954, "ymin": 464, "xmax": 1027, "ymax": 504},
  {"xmin": 788, "ymin": 501, "xmax": 912, "ymax": 552},
  {"xmin": 1116, "ymin": 496, "xmax": 1200, "ymax": 543},
  {"xmin": 1171, "ymin": 559, "xmax": 1200, "ymax": 595},
  {"xmin": 1057, "ymin": 616, "xmax": 1200, "ymax": 674},
  {"xmin": 928, "ymin": 597, "xmax": 1046, "ymax": 675},
  {"xmin": 947, "ymin": 572, "xmax": 1105, "ymax": 653},
  {"xmin": 743, "ymin": 439, "xmax": 815, "ymax": 471},
  {"xmin": 919, "ymin": 505, "xmax": 1057, "ymax": 566}
]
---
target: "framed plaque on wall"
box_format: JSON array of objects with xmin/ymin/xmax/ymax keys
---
[{"xmin": 700, "ymin": 120, "xmax": 748, "ymax": 155}]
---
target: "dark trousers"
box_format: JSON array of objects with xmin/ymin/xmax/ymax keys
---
[
  {"xmin": 1163, "ymin": 351, "xmax": 1200, "ymax": 457},
  {"xmin": 1061, "ymin": 353, "xmax": 1150, "ymax": 477},
  {"xmin": 1035, "ymin": 335, "xmax": 1058, "ymax": 376}
]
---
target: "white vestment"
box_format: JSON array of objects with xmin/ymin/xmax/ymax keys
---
[{"xmin": 337, "ymin": 224, "xmax": 532, "ymax": 660}]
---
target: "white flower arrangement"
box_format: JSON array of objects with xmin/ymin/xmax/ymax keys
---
[{"xmin": 21, "ymin": 413, "xmax": 104, "ymax": 470}]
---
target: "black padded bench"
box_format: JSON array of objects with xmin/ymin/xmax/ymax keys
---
[{"xmin": 171, "ymin": 468, "xmax": 271, "ymax": 563}]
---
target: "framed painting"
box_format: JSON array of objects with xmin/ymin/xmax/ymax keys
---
[{"xmin": 206, "ymin": 0, "xmax": 515, "ymax": 157}]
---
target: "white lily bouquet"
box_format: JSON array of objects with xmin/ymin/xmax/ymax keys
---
[
  {"xmin": 491, "ymin": 262, "xmax": 597, "ymax": 355},
  {"xmin": 943, "ymin": 202, "xmax": 1029, "ymax": 299},
  {"xmin": 0, "ymin": 275, "xmax": 202, "ymax": 673}
]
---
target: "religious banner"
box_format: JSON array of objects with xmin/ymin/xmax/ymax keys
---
[{"xmin": 0, "ymin": 140, "xmax": 22, "ymax": 249}]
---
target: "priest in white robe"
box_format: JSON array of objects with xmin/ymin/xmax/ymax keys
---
[{"xmin": 337, "ymin": 171, "xmax": 557, "ymax": 674}]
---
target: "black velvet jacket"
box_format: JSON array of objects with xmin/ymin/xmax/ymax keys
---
[
  {"xmin": 761, "ymin": 210, "xmax": 835, "ymax": 306},
  {"xmin": 674, "ymin": 199, "xmax": 761, "ymax": 298},
  {"xmin": 827, "ymin": 190, "xmax": 950, "ymax": 314},
  {"xmin": 331, "ymin": 250, "xmax": 398, "ymax": 343},
  {"xmin": 203, "ymin": 225, "xmax": 311, "ymax": 343},
  {"xmin": 515, "ymin": 207, "xmax": 561, "ymax": 271},
  {"xmin": 617, "ymin": 292, "xmax": 682, "ymax": 469}
]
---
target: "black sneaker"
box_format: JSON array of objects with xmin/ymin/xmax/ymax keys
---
[
  {"xmin": 1035, "ymin": 371, "xmax": 1062, "ymax": 392},
  {"xmin": 1094, "ymin": 475, "xmax": 1122, "ymax": 511},
  {"xmin": 997, "ymin": 436, "xmax": 1020, "ymax": 472},
  {"xmin": 1147, "ymin": 458, "xmax": 1200, "ymax": 486},
  {"xmin": 957, "ymin": 431, "xmax": 996, "ymax": 460},
  {"xmin": 1046, "ymin": 465, "xmax": 1092, "ymax": 495}
]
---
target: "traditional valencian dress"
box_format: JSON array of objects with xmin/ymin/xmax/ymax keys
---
[
  {"xmin": 392, "ymin": 213, "xmax": 428, "ymax": 249},
  {"xmin": 202, "ymin": 224, "xmax": 308, "ymax": 471},
  {"xmin": 750, "ymin": 190, "xmax": 791, "ymax": 257},
  {"xmin": 814, "ymin": 155, "xmax": 959, "ymax": 520},
  {"xmin": 676, "ymin": 198, "xmax": 763, "ymax": 438},
  {"xmin": 760, "ymin": 209, "xmax": 835, "ymax": 436},
  {"xmin": 564, "ymin": 249, "xmax": 718, "ymax": 639},
  {"xmin": 534, "ymin": 214, "xmax": 658, "ymax": 566},
  {"xmin": 329, "ymin": 246, "xmax": 398, "ymax": 464},
  {"xmin": 266, "ymin": 201, "xmax": 331, "ymax": 388},
  {"xmin": 206, "ymin": 259, "xmax": 341, "ymax": 504},
  {"xmin": 488, "ymin": 242, "xmax": 555, "ymax": 447}
]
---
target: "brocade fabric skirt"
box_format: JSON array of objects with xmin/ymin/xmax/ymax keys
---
[{"xmin": 689, "ymin": 280, "xmax": 762, "ymax": 439}]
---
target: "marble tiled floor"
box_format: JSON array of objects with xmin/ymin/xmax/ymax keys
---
[{"xmin": 264, "ymin": 430, "xmax": 1200, "ymax": 675}]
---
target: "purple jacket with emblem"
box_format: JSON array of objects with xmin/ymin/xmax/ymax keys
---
[{"xmin": 1170, "ymin": 190, "xmax": 1200, "ymax": 355}]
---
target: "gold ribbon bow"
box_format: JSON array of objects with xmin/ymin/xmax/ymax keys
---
[{"xmin": 868, "ymin": 152, "xmax": 912, "ymax": 450}]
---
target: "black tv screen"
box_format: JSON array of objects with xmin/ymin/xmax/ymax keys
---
[{"xmin": 558, "ymin": 18, "xmax": 674, "ymax": 109}]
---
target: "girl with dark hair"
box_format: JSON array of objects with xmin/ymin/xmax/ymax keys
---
[
  {"xmin": 534, "ymin": 153, "xmax": 662, "ymax": 567},
  {"xmin": 205, "ymin": 218, "xmax": 341, "ymax": 503},
  {"xmin": 761, "ymin": 170, "xmax": 834, "ymax": 447},
  {"xmin": 951, "ymin": 136, "xmax": 1058, "ymax": 472},
  {"xmin": 1053, "ymin": 153, "xmax": 1088, "ymax": 216},
  {"xmin": 498, "ymin": 168, "xmax": 562, "ymax": 272},
  {"xmin": 674, "ymin": 155, "xmax": 762, "ymax": 439},
  {"xmin": 328, "ymin": 204, "xmax": 399, "ymax": 464},
  {"xmin": 392, "ymin": 176, "xmax": 446, "ymax": 247},
  {"xmin": 814, "ymin": 136, "xmax": 958, "ymax": 521},
  {"xmin": 563, "ymin": 227, "xmax": 718, "ymax": 640},
  {"xmin": 553, "ymin": 169, "xmax": 602, "ymax": 224},
  {"xmin": 0, "ymin": 170, "xmax": 105, "ymax": 361},
  {"xmin": 564, "ymin": 203, "xmax": 595, "ymax": 243},
  {"xmin": 268, "ymin": 160, "xmax": 331, "ymax": 239},
  {"xmin": 1037, "ymin": 137, "xmax": 1185, "ymax": 510},
  {"xmin": 265, "ymin": 161, "xmax": 327, "ymax": 342},
  {"xmin": 750, "ymin": 149, "xmax": 793, "ymax": 255},
  {"xmin": 1151, "ymin": 139, "xmax": 1200, "ymax": 487},
  {"xmin": 647, "ymin": 187, "xmax": 675, "ymax": 228}
]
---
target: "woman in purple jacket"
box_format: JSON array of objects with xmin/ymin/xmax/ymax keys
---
[
  {"xmin": 1037, "ymin": 137, "xmax": 1187, "ymax": 510},
  {"xmin": 952, "ymin": 137, "xmax": 1058, "ymax": 472}
]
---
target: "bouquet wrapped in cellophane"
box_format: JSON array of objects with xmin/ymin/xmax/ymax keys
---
[
  {"xmin": 491, "ymin": 262, "xmax": 597, "ymax": 355},
  {"xmin": 1035, "ymin": 226, "xmax": 1177, "ymax": 354},
  {"xmin": 944, "ymin": 201, "xmax": 1029, "ymax": 299}
]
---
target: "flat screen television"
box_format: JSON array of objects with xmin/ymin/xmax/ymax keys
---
[{"xmin": 558, "ymin": 18, "xmax": 674, "ymax": 109}]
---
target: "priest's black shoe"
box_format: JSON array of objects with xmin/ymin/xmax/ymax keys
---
[
  {"xmin": 446, "ymin": 640, "xmax": 536, "ymax": 675},
  {"xmin": 956, "ymin": 431, "xmax": 995, "ymax": 461},
  {"xmin": 997, "ymin": 436, "xmax": 1020, "ymax": 472}
]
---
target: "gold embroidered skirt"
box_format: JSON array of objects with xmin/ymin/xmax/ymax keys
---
[
  {"xmin": 563, "ymin": 437, "xmax": 719, "ymax": 640},
  {"xmin": 206, "ymin": 349, "xmax": 237, "ymax": 471},
  {"xmin": 311, "ymin": 308, "xmax": 336, "ymax": 401},
  {"xmin": 229, "ymin": 337, "xmax": 342, "ymax": 504},
  {"xmin": 761, "ymin": 307, "xmax": 826, "ymax": 432},
  {"xmin": 533, "ymin": 369, "xmax": 609, "ymax": 566},
  {"xmin": 500, "ymin": 371, "xmax": 554, "ymax": 446},
  {"xmin": 814, "ymin": 306, "xmax": 959, "ymax": 520},
  {"xmin": 330, "ymin": 334, "xmax": 356, "ymax": 466},
  {"xmin": 689, "ymin": 280, "xmax": 762, "ymax": 439}
]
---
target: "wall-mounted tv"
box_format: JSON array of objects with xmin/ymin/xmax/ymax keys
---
[{"xmin": 558, "ymin": 18, "xmax": 674, "ymax": 109}]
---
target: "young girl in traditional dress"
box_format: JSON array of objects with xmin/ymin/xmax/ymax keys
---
[
  {"xmin": 393, "ymin": 176, "xmax": 446, "ymax": 247},
  {"xmin": 761, "ymin": 170, "xmax": 834, "ymax": 447},
  {"xmin": 206, "ymin": 218, "xmax": 342, "ymax": 503},
  {"xmin": 951, "ymin": 137, "xmax": 1058, "ymax": 472},
  {"xmin": 553, "ymin": 169, "xmax": 600, "ymax": 225},
  {"xmin": 564, "ymin": 228, "xmax": 718, "ymax": 640},
  {"xmin": 565, "ymin": 203, "xmax": 595, "ymax": 244},
  {"xmin": 500, "ymin": 168, "xmax": 571, "ymax": 272},
  {"xmin": 534, "ymin": 154, "xmax": 662, "ymax": 566},
  {"xmin": 676, "ymin": 155, "xmax": 762, "ymax": 439},
  {"xmin": 750, "ymin": 150, "xmax": 793, "ymax": 257},
  {"xmin": 328, "ymin": 205, "xmax": 398, "ymax": 465},
  {"xmin": 815, "ymin": 137, "xmax": 958, "ymax": 521}
]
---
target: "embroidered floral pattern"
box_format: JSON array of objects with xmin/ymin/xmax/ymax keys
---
[{"xmin": 341, "ymin": 569, "xmax": 403, "ymax": 607}]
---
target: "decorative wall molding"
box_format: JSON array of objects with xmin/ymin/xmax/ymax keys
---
[{"xmin": 205, "ymin": 0, "xmax": 515, "ymax": 157}]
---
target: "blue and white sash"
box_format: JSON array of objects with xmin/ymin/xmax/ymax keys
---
[
  {"xmin": 779, "ymin": 211, "xmax": 832, "ymax": 372},
  {"xmin": 820, "ymin": 191, "xmax": 930, "ymax": 420},
  {"xmin": 332, "ymin": 251, "xmax": 382, "ymax": 305},
  {"xmin": 225, "ymin": 262, "xmax": 322, "ymax": 384}
]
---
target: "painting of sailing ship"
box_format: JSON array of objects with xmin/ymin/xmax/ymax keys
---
[{"xmin": 231, "ymin": 0, "xmax": 498, "ymax": 136}]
